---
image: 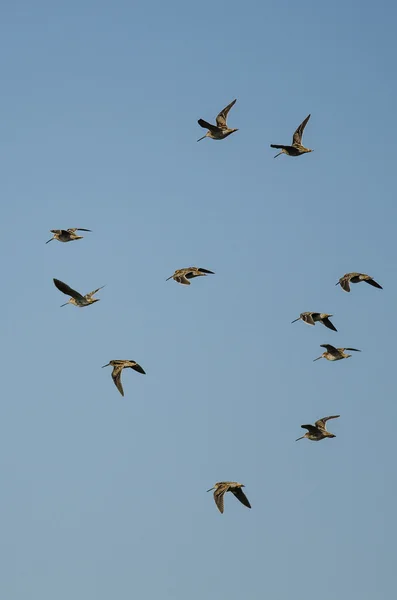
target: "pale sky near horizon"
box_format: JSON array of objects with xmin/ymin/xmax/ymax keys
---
[{"xmin": 1, "ymin": 2, "xmax": 396, "ymax": 599}]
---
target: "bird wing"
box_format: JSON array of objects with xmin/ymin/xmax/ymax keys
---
[
  {"xmin": 231, "ymin": 487, "xmax": 251, "ymax": 509},
  {"xmin": 112, "ymin": 365, "xmax": 125, "ymax": 396},
  {"xmin": 322, "ymin": 317, "xmax": 337, "ymax": 332},
  {"xmin": 338, "ymin": 276, "xmax": 351, "ymax": 292},
  {"xmin": 53, "ymin": 278, "xmax": 84, "ymax": 301},
  {"xmin": 197, "ymin": 119, "xmax": 219, "ymax": 133},
  {"xmin": 292, "ymin": 114, "xmax": 311, "ymax": 145},
  {"xmin": 198, "ymin": 268, "xmax": 215, "ymax": 275},
  {"xmin": 214, "ymin": 485, "xmax": 229, "ymax": 514},
  {"xmin": 50, "ymin": 229, "xmax": 63, "ymax": 234},
  {"xmin": 130, "ymin": 362, "xmax": 146, "ymax": 375},
  {"xmin": 300, "ymin": 424, "xmax": 318, "ymax": 435},
  {"xmin": 86, "ymin": 285, "xmax": 105, "ymax": 298},
  {"xmin": 216, "ymin": 99, "xmax": 237, "ymax": 129},
  {"xmin": 315, "ymin": 415, "xmax": 340, "ymax": 430},
  {"xmin": 364, "ymin": 277, "xmax": 382, "ymax": 289},
  {"xmin": 343, "ymin": 348, "xmax": 361, "ymax": 352},
  {"xmin": 76, "ymin": 228, "xmax": 92, "ymax": 232},
  {"xmin": 175, "ymin": 273, "xmax": 191, "ymax": 285},
  {"xmin": 320, "ymin": 344, "xmax": 338, "ymax": 353},
  {"xmin": 302, "ymin": 312, "xmax": 316, "ymax": 326}
]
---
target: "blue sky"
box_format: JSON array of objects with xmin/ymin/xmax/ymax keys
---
[{"xmin": 1, "ymin": 1, "xmax": 396, "ymax": 598}]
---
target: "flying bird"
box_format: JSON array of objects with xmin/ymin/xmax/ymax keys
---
[
  {"xmin": 197, "ymin": 99, "xmax": 238, "ymax": 142},
  {"xmin": 336, "ymin": 272, "xmax": 382, "ymax": 293},
  {"xmin": 102, "ymin": 360, "xmax": 146, "ymax": 397},
  {"xmin": 313, "ymin": 344, "xmax": 361, "ymax": 362},
  {"xmin": 53, "ymin": 278, "xmax": 104, "ymax": 307},
  {"xmin": 166, "ymin": 267, "xmax": 214, "ymax": 286},
  {"xmin": 270, "ymin": 114, "xmax": 313, "ymax": 158},
  {"xmin": 291, "ymin": 312, "xmax": 337, "ymax": 331},
  {"xmin": 46, "ymin": 228, "xmax": 91, "ymax": 244},
  {"xmin": 296, "ymin": 415, "xmax": 340, "ymax": 441},
  {"xmin": 207, "ymin": 482, "xmax": 251, "ymax": 514}
]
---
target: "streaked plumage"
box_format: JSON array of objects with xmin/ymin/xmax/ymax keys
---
[
  {"xmin": 313, "ymin": 344, "xmax": 361, "ymax": 362},
  {"xmin": 270, "ymin": 114, "xmax": 313, "ymax": 158},
  {"xmin": 296, "ymin": 415, "xmax": 340, "ymax": 441},
  {"xmin": 206, "ymin": 482, "xmax": 251, "ymax": 514},
  {"xmin": 291, "ymin": 312, "xmax": 337, "ymax": 331},
  {"xmin": 336, "ymin": 272, "xmax": 382, "ymax": 293},
  {"xmin": 46, "ymin": 228, "xmax": 91, "ymax": 244},
  {"xmin": 53, "ymin": 278, "xmax": 104, "ymax": 307},
  {"xmin": 166, "ymin": 267, "xmax": 215, "ymax": 286},
  {"xmin": 102, "ymin": 360, "xmax": 146, "ymax": 397},
  {"xmin": 197, "ymin": 99, "xmax": 238, "ymax": 141}
]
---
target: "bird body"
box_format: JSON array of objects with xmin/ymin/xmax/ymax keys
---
[
  {"xmin": 296, "ymin": 415, "xmax": 340, "ymax": 441},
  {"xmin": 102, "ymin": 360, "xmax": 146, "ymax": 397},
  {"xmin": 271, "ymin": 114, "xmax": 312, "ymax": 158},
  {"xmin": 292, "ymin": 312, "xmax": 337, "ymax": 331},
  {"xmin": 46, "ymin": 228, "xmax": 91, "ymax": 244},
  {"xmin": 207, "ymin": 481, "xmax": 251, "ymax": 514},
  {"xmin": 313, "ymin": 344, "xmax": 361, "ymax": 362},
  {"xmin": 336, "ymin": 272, "xmax": 382, "ymax": 292},
  {"xmin": 53, "ymin": 278, "xmax": 104, "ymax": 307},
  {"xmin": 166, "ymin": 267, "xmax": 215, "ymax": 285},
  {"xmin": 197, "ymin": 99, "xmax": 238, "ymax": 141}
]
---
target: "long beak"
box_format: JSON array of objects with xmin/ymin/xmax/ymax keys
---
[
  {"xmin": 313, "ymin": 356, "xmax": 322, "ymax": 361},
  {"xmin": 295, "ymin": 436, "xmax": 305, "ymax": 441},
  {"xmin": 197, "ymin": 135, "xmax": 207, "ymax": 142},
  {"xmin": 60, "ymin": 302, "xmax": 69, "ymax": 307},
  {"xmin": 165, "ymin": 275, "xmax": 173, "ymax": 281},
  {"xmin": 102, "ymin": 363, "xmax": 110, "ymax": 368},
  {"xmin": 274, "ymin": 152, "xmax": 282, "ymax": 158},
  {"xmin": 291, "ymin": 318, "xmax": 300, "ymax": 324},
  {"xmin": 206, "ymin": 487, "xmax": 215, "ymax": 492},
  {"xmin": 45, "ymin": 238, "xmax": 54, "ymax": 244},
  {"xmin": 335, "ymin": 281, "xmax": 340, "ymax": 286}
]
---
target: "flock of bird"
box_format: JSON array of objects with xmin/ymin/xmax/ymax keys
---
[{"xmin": 48, "ymin": 100, "xmax": 383, "ymax": 514}]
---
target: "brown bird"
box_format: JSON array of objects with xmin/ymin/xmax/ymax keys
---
[
  {"xmin": 207, "ymin": 482, "xmax": 251, "ymax": 514},
  {"xmin": 46, "ymin": 228, "xmax": 91, "ymax": 243},
  {"xmin": 313, "ymin": 344, "xmax": 361, "ymax": 362},
  {"xmin": 53, "ymin": 278, "xmax": 104, "ymax": 307},
  {"xmin": 296, "ymin": 415, "xmax": 340, "ymax": 442},
  {"xmin": 166, "ymin": 267, "xmax": 214, "ymax": 286},
  {"xmin": 271, "ymin": 114, "xmax": 312, "ymax": 158},
  {"xmin": 291, "ymin": 312, "xmax": 337, "ymax": 331},
  {"xmin": 336, "ymin": 272, "xmax": 382, "ymax": 293},
  {"xmin": 197, "ymin": 99, "xmax": 238, "ymax": 141},
  {"xmin": 102, "ymin": 360, "xmax": 146, "ymax": 397}
]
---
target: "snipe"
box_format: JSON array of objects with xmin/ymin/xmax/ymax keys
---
[
  {"xmin": 197, "ymin": 99, "xmax": 238, "ymax": 142},
  {"xmin": 207, "ymin": 482, "xmax": 251, "ymax": 514}
]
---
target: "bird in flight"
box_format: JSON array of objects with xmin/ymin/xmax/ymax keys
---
[
  {"xmin": 313, "ymin": 344, "xmax": 361, "ymax": 362},
  {"xmin": 102, "ymin": 360, "xmax": 146, "ymax": 397},
  {"xmin": 166, "ymin": 267, "xmax": 214, "ymax": 286},
  {"xmin": 53, "ymin": 278, "xmax": 104, "ymax": 307},
  {"xmin": 291, "ymin": 312, "xmax": 337, "ymax": 331},
  {"xmin": 197, "ymin": 99, "xmax": 238, "ymax": 142},
  {"xmin": 207, "ymin": 482, "xmax": 251, "ymax": 514},
  {"xmin": 270, "ymin": 114, "xmax": 313, "ymax": 158},
  {"xmin": 46, "ymin": 228, "xmax": 91, "ymax": 244},
  {"xmin": 296, "ymin": 415, "xmax": 340, "ymax": 441},
  {"xmin": 336, "ymin": 272, "xmax": 382, "ymax": 293}
]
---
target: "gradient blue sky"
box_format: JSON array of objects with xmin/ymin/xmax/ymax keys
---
[{"xmin": 1, "ymin": 1, "xmax": 396, "ymax": 599}]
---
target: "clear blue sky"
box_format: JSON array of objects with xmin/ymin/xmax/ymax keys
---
[{"xmin": 1, "ymin": 1, "xmax": 396, "ymax": 598}]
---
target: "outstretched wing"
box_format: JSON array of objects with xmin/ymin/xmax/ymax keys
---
[
  {"xmin": 338, "ymin": 275, "xmax": 351, "ymax": 292},
  {"xmin": 343, "ymin": 348, "xmax": 361, "ymax": 352},
  {"xmin": 300, "ymin": 424, "xmax": 318, "ymax": 435},
  {"xmin": 315, "ymin": 415, "xmax": 340, "ymax": 430},
  {"xmin": 322, "ymin": 317, "xmax": 337, "ymax": 332},
  {"xmin": 364, "ymin": 277, "xmax": 382, "ymax": 289},
  {"xmin": 231, "ymin": 487, "xmax": 251, "ymax": 509},
  {"xmin": 112, "ymin": 365, "xmax": 125, "ymax": 396},
  {"xmin": 213, "ymin": 485, "xmax": 229, "ymax": 514},
  {"xmin": 197, "ymin": 119, "xmax": 219, "ymax": 133},
  {"xmin": 302, "ymin": 312, "xmax": 316, "ymax": 326},
  {"xmin": 216, "ymin": 99, "xmax": 237, "ymax": 129},
  {"xmin": 198, "ymin": 268, "xmax": 215, "ymax": 275},
  {"xmin": 130, "ymin": 362, "xmax": 146, "ymax": 375},
  {"xmin": 53, "ymin": 278, "xmax": 84, "ymax": 301},
  {"xmin": 292, "ymin": 114, "xmax": 311, "ymax": 145},
  {"xmin": 86, "ymin": 285, "xmax": 105, "ymax": 298},
  {"xmin": 320, "ymin": 344, "xmax": 338, "ymax": 353}
]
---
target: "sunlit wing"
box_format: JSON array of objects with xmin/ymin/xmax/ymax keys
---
[
  {"xmin": 292, "ymin": 114, "xmax": 311, "ymax": 145},
  {"xmin": 112, "ymin": 365, "xmax": 125, "ymax": 396},
  {"xmin": 216, "ymin": 99, "xmax": 237, "ymax": 129},
  {"xmin": 315, "ymin": 415, "xmax": 340, "ymax": 430}
]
